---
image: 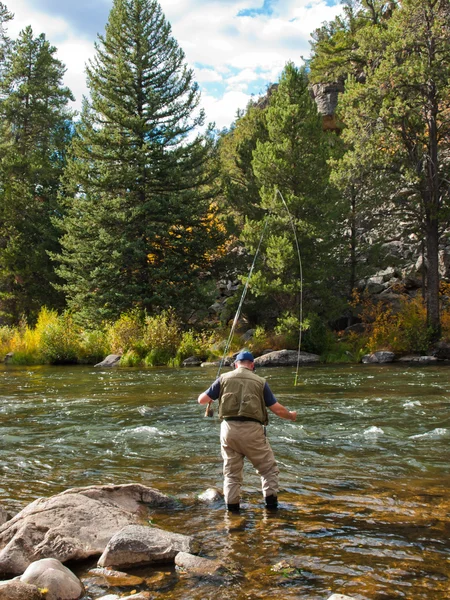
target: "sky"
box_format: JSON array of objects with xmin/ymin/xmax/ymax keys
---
[{"xmin": 8, "ymin": 0, "xmax": 343, "ymax": 131}]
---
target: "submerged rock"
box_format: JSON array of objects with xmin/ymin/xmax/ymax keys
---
[
  {"xmin": 197, "ymin": 488, "xmax": 223, "ymax": 503},
  {"xmin": 175, "ymin": 551, "xmax": 223, "ymax": 576},
  {"xmin": 98, "ymin": 524, "xmax": 197, "ymax": 569},
  {"xmin": 0, "ymin": 484, "xmax": 173, "ymax": 576}
]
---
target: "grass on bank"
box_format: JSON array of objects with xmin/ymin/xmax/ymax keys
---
[{"xmin": 1, "ymin": 292, "xmax": 450, "ymax": 366}]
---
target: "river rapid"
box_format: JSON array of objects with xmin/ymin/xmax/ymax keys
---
[{"xmin": 0, "ymin": 363, "xmax": 449, "ymax": 599}]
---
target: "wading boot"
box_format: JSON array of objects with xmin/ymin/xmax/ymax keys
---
[
  {"xmin": 265, "ymin": 495, "xmax": 278, "ymax": 510},
  {"xmin": 226, "ymin": 503, "xmax": 240, "ymax": 513}
]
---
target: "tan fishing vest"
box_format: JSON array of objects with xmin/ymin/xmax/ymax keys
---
[{"xmin": 218, "ymin": 367, "xmax": 269, "ymax": 425}]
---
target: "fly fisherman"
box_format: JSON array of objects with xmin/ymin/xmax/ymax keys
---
[{"xmin": 198, "ymin": 350, "xmax": 297, "ymax": 512}]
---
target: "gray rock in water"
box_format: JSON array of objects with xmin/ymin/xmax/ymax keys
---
[
  {"xmin": 94, "ymin": 354, "xmax": 122, "ymax": 367},
  {"xmin": 175, "ymin": 551, "xmax": 223, "ymax": 575},
  {"xmin": 21, "ymin": 558, "xmax": 84, "ymax": 600},
  {"xmin": 197, "ymin": 488, "xmax": 223, "ymax": 503},
  {"xmin": 0, "ymin": 579, "xmax": 43, "ymax": 600},
  {"xmin": 0, "ymin": 484, "xmax": 173, "ymax": 576},
  {"xmin": 254, "ymin": 349, "xmax": 320, "ymax": 367},
  {"xmin": 98, "ymin": 524, "xmax": 198, "ymax": 569},
  {"xmin": 182, "ymin": 356, "xmax": 203, "ymax": 367},
  {"xmin": 362, "ymin": 351, "xmax": 395, "ymax": 364},
  {"xmin": 327, "ymin": 595, "xmax": 356, "ymax": 600}
]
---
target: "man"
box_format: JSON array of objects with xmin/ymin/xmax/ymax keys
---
[{"xmin": 198, "ymin": 350, "xmax": 297, "ymax": 512}]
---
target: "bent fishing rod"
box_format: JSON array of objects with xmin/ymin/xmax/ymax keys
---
[{"xmin": 205, "ymin": 188, "xmax": 303, "ymax": 417}]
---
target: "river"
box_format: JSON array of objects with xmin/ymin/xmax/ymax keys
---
[{"xmin": 0, "ymin": 363, "xmax": 449, "ymax": 599}]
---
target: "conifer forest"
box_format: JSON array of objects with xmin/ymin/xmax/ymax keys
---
[{"xmin": 0, "ymin": 0, "xmax": 449, "ymax": 365}]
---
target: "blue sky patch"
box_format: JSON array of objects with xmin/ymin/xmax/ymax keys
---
[{"xmin": 237, "ymin": 0, "xmax": 275, "ymax": 18}]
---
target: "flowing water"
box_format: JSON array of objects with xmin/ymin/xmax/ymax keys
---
[{"xmin": 0, "ymin": 363, "xmax": 449, "ymax": 599}]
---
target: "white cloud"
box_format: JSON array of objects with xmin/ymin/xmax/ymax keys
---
[
  {"xmin": 202, "ymin": 89, "xmax": 252, "ymax": 130},
  {"xmin": 7, "ymin": 0, "xmax": 344, "ymax": 129}
]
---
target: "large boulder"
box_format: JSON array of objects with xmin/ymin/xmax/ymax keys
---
[
  {"xmin": 0, "ymin": 579, "xmax": 43, "ymax": 600},
  {"xmin": 0, "ymin": 484, "xmax": 173, "ymax": 576},
  {"xmin": 361, "ymin": 351, "xmax": 395, "ymax": 364},
  {"xmin": 20, "ymin": 558, "xmax": 84, "ymax": 600},
  {"xmin": 254, "ymin": 349, "xmax": 320, "ymax": 367},
  {"xmin": 97, "ymin": 525, "xmax": 197, "ymax": 569}
]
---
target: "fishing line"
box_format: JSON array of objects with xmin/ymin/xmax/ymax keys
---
[
  {"xmin": 205, "ymin": 217, "xmax": 269, "ymax": 417},
  {"xmin": 274, "ymin": 188, "xmax": 304, "ymax": 387},
  {"xmin": 204, "ymin": 189, "xmax": 303, "ymax": 416}
]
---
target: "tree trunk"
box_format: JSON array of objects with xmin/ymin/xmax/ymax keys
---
[{"xmin": 425, "ymin": 215, "xmax": 440, "ymax": 338}]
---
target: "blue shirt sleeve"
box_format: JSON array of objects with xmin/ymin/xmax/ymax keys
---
[
  {"xmin": 263, "ymin": 382, "xmax": 277, "ymax": 407},
  {"xmin": 205, "ymin": 378, "xmax": 221, "ymax": 400}
]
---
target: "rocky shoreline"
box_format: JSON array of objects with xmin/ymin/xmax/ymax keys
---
[
  {"xmin": 93, "ymin": 346, "xmax": 450, "ymax": 369},
  {"xmin": 0, "ymin": 484, "xmax": 359, "ymax": 600}
]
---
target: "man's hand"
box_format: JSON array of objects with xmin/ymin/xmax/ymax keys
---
[{"xmin": 289, "ymin": 411, "xmax": 297, "ymax": 421}]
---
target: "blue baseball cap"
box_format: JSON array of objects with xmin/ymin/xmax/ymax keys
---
[{"xmin": 235, "ymin": 351, "xmax": 255, "ymax": 362}]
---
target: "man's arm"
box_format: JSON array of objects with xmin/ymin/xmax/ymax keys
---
[
  {"xmin": 198, "ymin": 378, "xmax": 221, "ymax": 405},
  {"xmin": 269, "ymin": 401, "xmax": 297, "ymax": 421},
  {"xmin": 198, "ymin": 392, "xmax": 213, "ymax": 405}
]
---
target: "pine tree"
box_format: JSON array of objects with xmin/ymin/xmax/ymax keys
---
[
  {"xmin": 0, "ymin": 2, "xmax": 13, "ymax": 68},
  {"xmin": 56, "ymin": 0, "xmax": 221, "ymax": 324},
  {"xmin": 333, "ymin": 0, "xmax": 450, "ymax": 336},
  {"xmin": 246, "ymin": 63, "xmax": 343, "ymax": 325},
  {"xmin": 0, "ymin": 26, "xmax": 73, "ymax": 324}
]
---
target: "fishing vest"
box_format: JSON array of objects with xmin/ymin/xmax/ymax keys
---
[{"xmin": 218, "ymin": 367, "xmax": 269, "ymax": 426}]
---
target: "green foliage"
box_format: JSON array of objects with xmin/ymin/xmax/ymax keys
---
[
  {"xmin": 170, "ymin": 329, "xmax": 211, "ymax": 366},
  {"xmin": 120, "ymin": 350, "xmax": 143, "ymax": 367},
  {"xmin": 142, "ymin": 309, "xmax": 181, "ymax": 365},
  {"xmin": 106, "ymin": 310, "xmax": 144, "ymax": 354},
  {"xmin": 54, "ymin": 0, "xmax": 221, "ymax": 325},
  {"xmin": 39, "ymin": 312, "xmax": 81, "ymax": 364},
  {"xmin": 245, "ymin": 63, "xmax": 342, "ymax": 323},
  {"xmin": 0, "ymin": 26, "xmax": 73, "ymax": 324},
  {"xmin": 321, "ymin": 0, "xmax": 450, "ymax": 334},
  {"xmin": 274, "ymin": 313, "xmax": 300, "ymax": 349},
  {"xmin": 78, "ymin": 330, "xmax": 110, "ymax": 364}
]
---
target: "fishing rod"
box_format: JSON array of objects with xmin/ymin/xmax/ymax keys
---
[
  {"xmin": 205, "ymin": 188, "xmax": 303, "ymax": 416},
  {"xmin": 205, "ymin": 217, "xmax": 269, "ymax": 417}
]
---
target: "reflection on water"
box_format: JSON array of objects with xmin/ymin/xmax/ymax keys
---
[{"xmin": 0, "ymin": 363, "xmax": 449, "ymax": 599}]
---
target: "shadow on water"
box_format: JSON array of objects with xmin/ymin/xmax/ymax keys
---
[{"xmin": 0, "ymin": 363, "xmax": 449, "ymax": 599}]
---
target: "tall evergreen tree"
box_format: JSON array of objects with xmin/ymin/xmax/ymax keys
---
[
  {"xmin": 0, "ymin": 2, "xmax": 13, "ymax": 68},
  {"xmin": 245, "ymin": 63, "xmax": 343, "ymax": 324},
  {"xmin": 332, "ymin": 0, "xmax": 450, "ymax": 336},
  {"xmin": 56, "ymin": 0, "xmax": 221, "ymax": 324},
  {"xmin": 0, "ymin": 26, "xmax": 73, "ymax": 324}
]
